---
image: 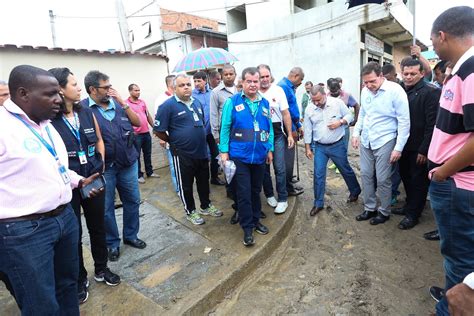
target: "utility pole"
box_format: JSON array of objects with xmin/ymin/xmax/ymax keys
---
[
  {"xmin": 49, "ymin": 10, "xmax": 57, "ymax": 48},
  {"xmin": 116, "ymin": 0, "xmax": 132, "ymax": 51}
]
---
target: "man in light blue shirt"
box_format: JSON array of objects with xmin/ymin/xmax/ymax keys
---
[{"xmin": 352, "ymin": 62, "xmax": 410, "ymax": 225}]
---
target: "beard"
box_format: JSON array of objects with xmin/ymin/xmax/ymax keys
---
[{"xmin": 100, "ymin": 95, "xmax": 110, "ymax": 103}]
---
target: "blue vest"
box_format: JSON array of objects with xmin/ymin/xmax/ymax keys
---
[
  {"xmin": 51, "ymin": 105, "xmax": 104, "ymax": 177},
  {"xmin": 229, "ymin": 94, "xmax": 271, "ymax": 164},
  {"xmin": 81, "ymin": 98, "xmax": 138, "ymax": 169}
]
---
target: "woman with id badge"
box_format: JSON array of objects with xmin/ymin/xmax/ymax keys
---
[{"xmin": 49, "ymin": 68, "xmax": 120, "ymax": 304}]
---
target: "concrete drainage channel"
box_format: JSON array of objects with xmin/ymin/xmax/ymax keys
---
[{"xmin": 182, "ymin": 197, "xmax": 298, "ymax": 315}]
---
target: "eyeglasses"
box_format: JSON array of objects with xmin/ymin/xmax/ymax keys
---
[{"xmin": 95, "ymin": 85, "xmax": 112, "ymax": 90}]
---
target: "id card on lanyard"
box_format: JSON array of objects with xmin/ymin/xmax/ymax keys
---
[
  {"xmin": 244, "ymin": 98, "xmax": 261, "ymax": 132},
  {"xmin": 14, "ymin": 113, "xmax": 71, "ymax": 184},
  {"xmin": 62, "ymin": 113, "xmax": 87, "ymax": 165}
]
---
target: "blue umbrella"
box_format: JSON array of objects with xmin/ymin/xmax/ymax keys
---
[{"xmin": 173, "ymin": 47, "xmax": 238, "ymax": 73}]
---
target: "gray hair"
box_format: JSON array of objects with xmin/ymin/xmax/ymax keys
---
[
  {"xmin": 289, "ymin": 67, "xmax": 304, "ymax": 77},
  {"xmin": 310, "ymin": 85, "xmax": 326, "ymax": 96},
  {"xmin": 0, "ymin": 80, "xmax": 7, "ymax": 85},
  {"xmin": 172, "ymin": 74, "xmax": 190, "ymax": 88}
]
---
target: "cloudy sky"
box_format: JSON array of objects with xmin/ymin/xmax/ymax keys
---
[{"xmin": 0, "ymin": 0, "xmax": 472, "ymax": 50}]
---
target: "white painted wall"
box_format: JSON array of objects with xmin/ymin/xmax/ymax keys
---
[
  {"xmin": 227, "ymin": 0, "xmax": 408, "ymax": 105},
  {"xmin": 0, "ymin": 49, "xmax": 168, "ymax": 113}
]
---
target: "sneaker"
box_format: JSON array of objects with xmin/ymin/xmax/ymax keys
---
[
  {"xmin": 187, "ymin": 211, "xmax": 205, "ymax": 225},
  {"xmin": 199, "ymin": 204, "xmax": 223, "ymax": 217},
  {"xmin": 274, "ymin": 201, "xmax": 288, "ymax": 214},
  {"xmin": 429, "ymin": 286, "xmax": 444, "ymax": 303},
  {"xmin": 94, "ymin": 268, "xmax": 121, "ymax": 286},
  {"xmin": 148, "ymin": 173, "xmax": 160, "ymax": 178},
  {"xmin": 243, "ymin": 230, "xmax": 255, "ymax": 246},
  {"xmin": 266, "ymin": 196, "xmax": 278, "ymax": 208},
  {"xmin": 328, "ymin": 163, "xmax": 337, "ymax": 170},
  {"xmin": 138, "ymin": 177, "xmax": 146, "ymax": 184},
  {"xmin": 78, "ymin": 279, "xmax": 89, "ymax": 304},
  {"xmin": 255, "ymin": 222, "xmax": 269, "ymax": 235}
]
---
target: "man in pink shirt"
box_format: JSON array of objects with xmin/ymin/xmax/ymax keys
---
[
  {"xmin": 126, "ymin": 84, "xmax": 159, "ymax": 183},
  {"xmin": 426, "ymin": 6, "xmax": 474, "ymax": 315},
  {"xmin": 0, "ymin": 65, "xmax": 101, "ymax": 315}
]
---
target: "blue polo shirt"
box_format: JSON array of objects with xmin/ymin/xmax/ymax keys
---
[
  {"xmin": 277, "ymin": 77, "xmax": 302, "ymax": 131},
  {"xmin": 154, "ymin": 95, "xmax": 208, "ymax": 159},
  {"xmin": 192, "ymin": 86, "xmax": 212, "ymax": 135}
]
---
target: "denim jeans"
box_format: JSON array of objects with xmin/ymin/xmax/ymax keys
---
[
  {"xmin": 0, "ymin": 206, "xmax": 80, "ymax": 315},
  {"xmin": 167, "ymin": 148, "xmax": 179, "ymax": 192},
  {"xmin": 312, "ymin": 140, "xmax": 361, "ymax": 208},
  {"xmin": 263, "ymin": 133, "xmax": 288, "ymax": 202},
  {"xmin": 134, "ymin": 132, "xmax": 153, "ymax": 178},
  {"xmin": 104, "ymin": 161, "xmax": 141, "ymax": 249},
  {"xmin": 429, "ymin": 178, "xmax": 474, "ymax": 316}
]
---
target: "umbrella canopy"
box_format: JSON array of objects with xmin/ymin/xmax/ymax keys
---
[{"xmin": 173, "ymin": 47, "xmax": 238, "ymax": 73}]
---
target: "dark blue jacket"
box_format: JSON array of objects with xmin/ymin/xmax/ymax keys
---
[
  {"xmin": 229, "ymin": 94, "xmax": 271, "ymax": 164},
  {"xmin": 81, "ymin": 98, "xmax": 138, "ymax": 169}
]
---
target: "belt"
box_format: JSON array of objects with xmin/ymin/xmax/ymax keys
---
[
  {"xmin": 315, "ymin": 137, "xmax": 343, "ymax": 146},
  {"xmin": 0, "ymin": 204, "xmax": 67, "ymax": 223}
]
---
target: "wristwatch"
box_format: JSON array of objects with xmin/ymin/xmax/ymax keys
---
[{"xmin": 123, "ymin": 105, "xmax": 130, "ymax": 111}]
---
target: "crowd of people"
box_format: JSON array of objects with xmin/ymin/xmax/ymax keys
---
[{"xmin": 0, "ymin": 5, "xmax": 472, "ymax": 315}]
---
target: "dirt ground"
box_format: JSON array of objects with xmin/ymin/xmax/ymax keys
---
[{"xmin": 212, "ymin": 146, "xmax": 444, "ymax": 315}]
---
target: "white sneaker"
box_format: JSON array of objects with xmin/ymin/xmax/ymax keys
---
[
  {"xmin": 266, "ymin": 196, "xmax": 278, "ymax": 208},
  {"xmin": 148, "ymin": 173, "xmax": 160, "ymax": 178},
  {"xmin": 138, "ymin": 177, "xmax": 146, "ymax": 184},
  {"xmin": 274, "ymin": 201, "xmax": 288, "ymax": 214}
]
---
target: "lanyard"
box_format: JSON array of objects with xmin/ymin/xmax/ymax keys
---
[
  {"xmin": 62, "ymin": 113, "xmax": 82, "ymax": 150},
  {"xmin": 13, "ymin": 113, "xmax": 59, "ymax": 159},
  {"xmin": 243, "ymin": 98, "xmax": 261, "ymax": 120}
]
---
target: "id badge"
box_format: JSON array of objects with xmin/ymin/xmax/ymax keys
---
[
  {"xmin": 78, "ymin": 151, "xmax": 88, "ymax": 165},
  {"xmin": 193, "ymin": 112, "xmax": 200, "ymax": 122},
  {"xmin": 254, "ymin": 121, "xmax": 260, "ymax": 132},
  {"xmin": 58, "ymin": 163, "xmax": 71, "ymax": 184}
]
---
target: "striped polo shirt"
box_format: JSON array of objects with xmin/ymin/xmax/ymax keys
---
[{"xmin": 428, "ymin": 46, "xmax": 474, "ymax": 191}]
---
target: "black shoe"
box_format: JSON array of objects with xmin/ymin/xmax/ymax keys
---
[
  {"xmin": 124, "ymin": 238, "xmax": 147, "ymax": 249},
  {"xmin": 108, "ymin": 248, "xmax": 120, "ymax": 262},
  {"xmin": 423, "ymin": 230, "xmax": 440, "ymax": 241},
  {"xmin": 398, "ymin": 216, "xmax": 419, "ymax": 230},
  {"xmin": 94, "ymin": 267, "xmax": 121, "ymax": 286},
  {"xmin": 255, "ymin": 223, "xmax": 269, "ymax": 235},
  {"xmin": 391, "ymin": 207, "xmax": 406, "ymax": 216},
  {"xmin": 292, "ymin": 184, "xmax": 304, "ymax": 191},
  {"xmin": 291, "ymin": 176, "xmax": 299, "ymax": 184},
  {"xmin": 370, "ymin": 212, "xmax": 390, "ymax": 225},
  {"xmin": 78, "ymin": 279, "xmax": 89, "ymax": 304},
  {"xmin": 226, "ymin": 190, "xmax": 234, "ymax": 200},
  {"xmin": 310, "ymin": 206, "xmax": 324, "ymax": 216},
  {"xmin": 211, "ymin": 177, "xmax": 226, "ymax": 185},
  {"xmin": 429, "ymin": 286, "xmax": 444, "ymax": 303},
  {"xmin": 346, "ymin": 194, "xmax": 359, "ymax": 203},
  {"xmin": 243, "ymin": 230, "xmax": 255, "ymax": 246},
  {"xmin": 260, "ymin": 211, "xmax": 267, "ymax": 219},
  {"xmin": 230, "ymin": 210, "xmax": 239, "ymax": 225},
  {"xmin": 288, "ymin": 189, "xmax": 304, "ymax": 196},
  {"xmin": 355, "ymin": 210, "xmax": 377, "ymax": 221}
]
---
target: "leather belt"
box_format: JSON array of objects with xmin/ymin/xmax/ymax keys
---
[
  {"xmin": 0, "ymin": 204, "xmax": 67, "ymax": 223},
  {"xmin": 315, "ymin": 137, "xmax": 343, "ymax": 146}
]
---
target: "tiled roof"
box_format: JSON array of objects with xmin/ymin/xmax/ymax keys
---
[{"xmin": 0, "ymin": 44, "xmax": 168, "ymax": 61}]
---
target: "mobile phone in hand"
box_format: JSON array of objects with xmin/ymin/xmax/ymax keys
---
[{"xmin": 80, "ymin": 175, "xmax": 106, "ymax": 199}]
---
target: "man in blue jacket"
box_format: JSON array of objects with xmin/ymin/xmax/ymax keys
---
[
  {"xmin": 278, "ymin": 67, "xmax": 305, "ymax": 196},
  {"xmin": 219, "ymin": 67, "xmax": 274, "ymax": 246}
]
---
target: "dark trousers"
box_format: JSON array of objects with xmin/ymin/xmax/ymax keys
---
[
  {"xmin": 134, "ymin": 132, "xmax": 153, "ymax": 178},
  {"xmin": 206, "ymin": 133, "xmax": 220, "ymax": 179},
  {"xmin": 172, "ymin": 152, "xmax": 211, "ymax": 214},
  {"xmin": 70, "ymin": 189, "xmax": 108, "ymax": 281},
  {"xmin": 234, "ymin": 159, "xmax": 266, "ymax": 232},
  {"xmin": 399, "ymin": 151, "xmax": 429, "ymax": 220},
  {"xmin": 285, "ymin": 145, "xmax": 296, "ymax": 191}
]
